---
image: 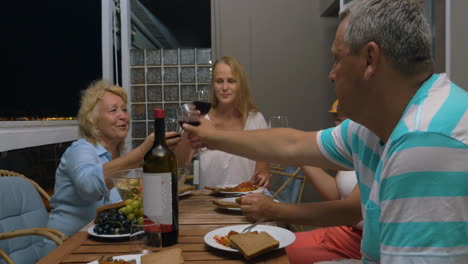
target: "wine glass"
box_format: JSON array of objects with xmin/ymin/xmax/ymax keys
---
[
  {"xmin": 165, "ymin": 118, "xmax": 182, "ymax": 139},
  {"xmin": 269, "ymin": 115, "xmax": 288, "ymax": 128},
  {"xmin": 130, "ymin": 217, "xmax": 161, "ymax": 254},
  {"xmin": 268, "ymin": 116, "xmax": 288, "ymax": 169},
  {"xmin": 193, "ymin": 89, "xmax": 211, "ymax": 115},
  {"xmin": 176, "ymin": 103, "xmax": 200, "ymax": 127},
  {"xmin": 177, "ymin": 167, "xmax": 190, "ymax": 190}
]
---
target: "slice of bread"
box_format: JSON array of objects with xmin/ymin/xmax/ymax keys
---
[
  {"xmin": 212, "ymin": 199, "xmax": 241, "ymax": 208},
  {"xmin": 140, "ymin": 248, "xmax": 184, "ymax": 264},
  {"xmin": 179, "ymin": 184, "xmax": 196, "ymax": 194},
  {"xmin": 205, "ymin": 186, "xmax": 222, "ymax": 192},
  {"xmin": 229, "ymin": 231, "xmax": 279, "ymax": 259}
]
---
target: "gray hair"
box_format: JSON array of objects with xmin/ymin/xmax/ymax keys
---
[{"xmin": 340, "ymin": 0, "xmax": 434, "ymax": 76}]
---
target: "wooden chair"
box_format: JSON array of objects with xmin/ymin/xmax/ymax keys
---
[
  {"xmin": 270, "ymin": 166, "xmax": 307, "ymax": 203},
  {"xmin": 0, "ymin": 176, "xmax": 67, "ymax": 264},
  {"xmin": 0, "ymin": 169, "xmax": 52, "ymax": 212},
  {"xmin": 269, "ymin": 165, "xmax": 308, "ymax": 232}
]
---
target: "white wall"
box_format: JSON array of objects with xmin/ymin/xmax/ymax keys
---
[
  {"xmin": 211, "ymin": 0, "xmax": 339, "ymax": 131},
  {"xmin": 450, "ymin": 0, "xmax": 468, "ymax": 90}
]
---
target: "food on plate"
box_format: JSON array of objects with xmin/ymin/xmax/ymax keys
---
[
  {"xmin": 115, "ymin": 178, "xmax": 142, "ymax": 201},
  {"xmin": 93, "ymin": 198, "xmax": 144, "ymax": 235},
  {"xmin": 212, "ymin": 199, "xmax": 241, "ymax": 209},
  {"xmin": 179, "ymin": 184, "xmax": 195, "ymax": 194},
  {"xmin": 213, "ymin": 230, "xmax": 247, "ymax": 247},
  {"xmin": 98, "ymin": 256, "xmax": 136, "ymax": 264},
  {"xmin": 140, "ymin": 248, "xmax": 184, "ymax": 264},
  {"xmin": 229, "ymin": 231, "xmax": 280, "ymax": 260},
  {"xmin": 235, "ymin": 197, "xmax": 242, "ymax": 204},
  {"xmin": 205, "ymin": 181, "xmax": 259, "ymax": 193},
  {"xmin": 94, "ymin": 201, "xmax": 125, "ymax": 224}
]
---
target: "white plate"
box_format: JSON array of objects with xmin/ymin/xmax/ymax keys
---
[
  {"xmin": 178, "ymin": 191, "xmax": 191, "ymax": 197},
  {"xmin": 204, "ymin": 224, "xmax": 296, "ymax": 252},
  {"xmin": 214, "ymin": 197, "xmax": 280, "ymax": 211},
  {"xmin": 87, "ymin": 225, "xmax": 131, "ymax": 238},
  {"xmin": 88, "ymin": 254, "xmax": 142, "ymax": 264},
  {"xmin": 217, "ymin": 185, "xmax": 265, "ymax": 195}
]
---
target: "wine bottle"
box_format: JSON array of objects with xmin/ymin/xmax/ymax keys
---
[{"xmin": 143, "ymin": 109, "xmax": 179, "ymax": 247}]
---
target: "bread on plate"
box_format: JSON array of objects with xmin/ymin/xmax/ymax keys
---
[
  {"xmin": 229, "ymin": 231, "xmax": 279, "ymax": 259},
  {"xmin": 212, "ymin": 199, "xmax": 241, "ymax": 208}
]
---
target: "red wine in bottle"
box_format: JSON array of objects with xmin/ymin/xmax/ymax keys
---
[
  {"xmin": 143, "ymin": 109, "xmax": 179, "ymax": 247},
  {"xmin": 193, "ymin": 101, "xmax": 211, "ymax": 115}
]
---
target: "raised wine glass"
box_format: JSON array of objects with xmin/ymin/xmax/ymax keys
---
[
  {"xmin": 165, "ymin": 118, "xmax": 182, "ymax": 139},
  {"xmin": 269, "ymin": 115, "xmax": 288, "ymax": 128},
  {"xmin": 193, "ymin": 89, "xmax": 211, "ymax": 115},
  {"xmin": 176, "ymin": 103, "xmax": 201, "ymax": 128}
]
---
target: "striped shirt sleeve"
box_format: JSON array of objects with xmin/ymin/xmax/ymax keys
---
[{"xmin": 317, "ymin": 119, "xmax": 354, "ymax": 170}]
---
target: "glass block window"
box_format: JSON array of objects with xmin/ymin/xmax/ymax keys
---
[{"xmin": 129, "ymin": 48, "xmax": 212, "ymax": 149}]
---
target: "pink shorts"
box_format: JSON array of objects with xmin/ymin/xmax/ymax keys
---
[{"xmin": 286, "ymin": 226, "xmax": 362, "ymax": 264}]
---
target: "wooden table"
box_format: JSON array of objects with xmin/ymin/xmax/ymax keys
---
[{"xmin": 38, "ymin": 190, "xmax": 290, "ymax": 263}]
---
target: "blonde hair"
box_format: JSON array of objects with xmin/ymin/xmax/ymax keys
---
[
  {"xmin": 78, "ymin": 80, "xmax": 128, "ymax": 152},
  {"xmin": 210, "ymin": 56, "xmax": 259, "ymax": 124}
]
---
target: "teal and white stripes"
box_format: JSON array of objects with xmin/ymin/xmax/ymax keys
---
[{"xmin": 317, "ymin": 74, "xmax": 468, "ymax": 263}]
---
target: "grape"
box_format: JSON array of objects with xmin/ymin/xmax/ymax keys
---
[
  {"xmin": 95, "ymin": 206, "xmax": 133, "ymax": 235},
  {"xmin": 127, "ymin": 213, "xmax": 135, "ymax": 221},
  {"xmin": 94, "ymin": 196, "xmax": 144, "ymax": 235},
  {"xmin": 131, "ymin": 200, "xmax": 140, "ymax": 209}
]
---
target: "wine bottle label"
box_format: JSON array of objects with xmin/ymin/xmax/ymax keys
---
[{"xmin": 142, "ymin": 172, "xmax": 173, "ymax": 225}]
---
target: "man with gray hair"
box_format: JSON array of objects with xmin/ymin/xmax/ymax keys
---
[{"xmin": 184, "ymin": 0, "xmax": 468, "ymax": 263}]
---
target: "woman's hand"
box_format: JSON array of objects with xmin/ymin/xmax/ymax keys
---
[
  {"xmin": 165, "ymin": 131, "xmax": 181, "ymax": 151},
  {"xmin": 250, "ymin": 172, "xmax": 270, "ymax": 188},
  {"xmin": 240, "ymin": 193, "xmax": 277, "ymax": 221}
]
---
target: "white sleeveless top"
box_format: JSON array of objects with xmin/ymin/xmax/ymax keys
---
[
  {"xmin": 336, "ymin": 170, "xmax": 363, "ymax": 229},
  {"xmin": 198, "ymin": 112, "xmax": 268, "ymax": 189}
]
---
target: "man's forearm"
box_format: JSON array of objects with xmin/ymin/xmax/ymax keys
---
[{"xmin": 208, "ymin": 128, "xmax": 335, "ymax": 168}]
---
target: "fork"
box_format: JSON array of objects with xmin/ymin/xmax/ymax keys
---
[{"xmin": 240, "ymin": 218, "xmax": 265, "ymax": 233}]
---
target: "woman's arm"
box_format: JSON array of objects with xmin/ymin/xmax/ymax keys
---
[
  {"xmin": 301, "ymin": 166, "xmax": 340, "ymax": 200},
  {"xmin": 251, "ymin": 161, "xmax": 271, "ymax": 188},
  {"xmin": 242, "ymin": 186, "xmax": 362, "ymax": 226},
  {"xmin": 173, "ymin": 132, "xmax": 195, "ymax": 169},
  {"xmin": 103, "ymin": 132, "xmax": 181, "ymax": 189}
]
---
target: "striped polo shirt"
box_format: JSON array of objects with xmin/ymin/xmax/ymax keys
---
[{"xmin": 317, "ymin": 73, "xmax": 468, "ymax": 263}]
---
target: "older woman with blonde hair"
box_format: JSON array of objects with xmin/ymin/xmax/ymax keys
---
[{"xmin": 46, "ymin": 80, "xmax": 180, "ymax": 240}]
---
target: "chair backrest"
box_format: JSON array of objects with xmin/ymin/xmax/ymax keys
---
[
  {"xmin": 0, "ymin": 177, "xmax": 50, "ymax": 264},
  {"xmin": 270, "ymin": 166, "xmax": 306, "ymax": 203},
  {"xmin": 268, "ymin": 166, "xmax": 307, "ymax": 232},
  {"xmin": 0, "ymin": 169, "xmax": 52, "ymax": 212}
]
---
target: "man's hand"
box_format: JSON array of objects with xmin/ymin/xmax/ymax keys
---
[
  {"xmin": 183, "ymin": 118, "xmax": 217, "ymax": 149},
  {"xmin": 240, "ymin": 193, "xmax": 277, "ymax": 221}
]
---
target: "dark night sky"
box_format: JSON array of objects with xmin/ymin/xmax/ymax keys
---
[
  {"xmin": 1, "ymin": 0, "xmax": 210, "ymax": 119},
  {"xmin": 2, "ymin": 1, "xmax": 102, "ymax": 118}
]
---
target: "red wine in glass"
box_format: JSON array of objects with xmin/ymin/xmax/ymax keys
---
[
  {"xmin": 166, "ymin": 134, "xmax": 182, "ymax": 140},
  {"xmin": 193, "ymin": 101, "xmax": 211, "ymax": 115},
  {"xmin": 178, "ymin": 120, "xmax": 201, "ymax": 127}
]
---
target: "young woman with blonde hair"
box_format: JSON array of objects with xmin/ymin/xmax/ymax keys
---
[{"xmin": 198, "ymin": 56, "xmax": 270, "ymax": 188}]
